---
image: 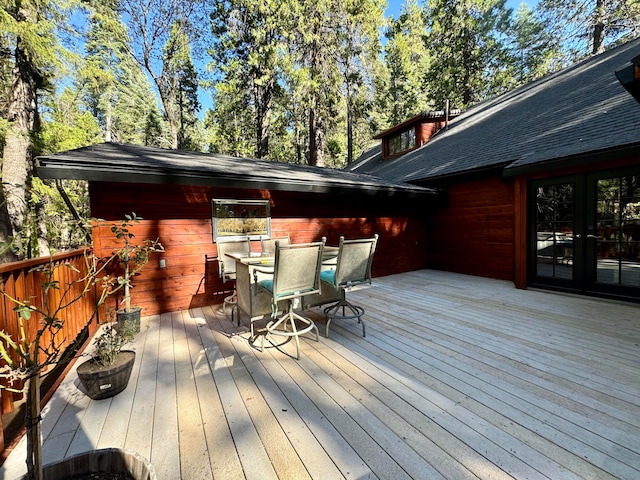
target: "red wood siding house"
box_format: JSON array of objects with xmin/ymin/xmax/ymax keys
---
[
  {"xmin": 36, "ymin": 39, "xmax": 640, "ymax": 312},
  {"xmin": 349, "ymin": 38, "xmax": 640, "ymax": 303},
  {"xmin": 37, "ymin": 144, "xmax": 435, "ymax": 317}
]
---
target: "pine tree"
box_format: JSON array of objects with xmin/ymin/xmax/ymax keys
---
[
  {"xmin": 381, "ymin": 0, "xmax": 433, "ymax": 126},
  {"xmin": 425, "ymin": 0, "xmax": 513, "ymax": 109},
  {"xmin": 0, "ymin": 0, "xmax": 79, "ymax": 261},
  {"xmin": 538, "ymin": 0, "xmax": 640, "ymax": 57},
  {"xmin": 118, "ymin": 0, "xmax": 205, "ymax": 149},
  {"xmin": 209, "ymin": 0, "xmax": 282, "ymax": 158},
  {"xmin": 163, "ymin": 19, "xmax": 200, "ymax": 150},
  {"xmin": 80, "ymin": 0, "xmax": 157, "ymax": 143},
  {"xmin": 334, "ymin": 0, "xmax": 384, "ymax": 165},
  {"xmin": 508, "ymin": 3, "xmax": 562, "ymax": 84}
]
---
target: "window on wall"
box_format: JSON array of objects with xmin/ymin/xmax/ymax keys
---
[
  {"xmin": 212, "ymin": 199, "xmax": 271, "ymax": 241},
  {"xmin": 388, "ymin": 127, "xmax": 416, "ymax": 156}
]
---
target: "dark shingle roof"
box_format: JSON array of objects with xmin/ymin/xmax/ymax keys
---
[
  {"xmin": 35, "ymin": 142, "xmax": 434, "ymax": 198},
  {"xmin": 347, "ymin": 38, "xmax": 640, "ymax": 182}
]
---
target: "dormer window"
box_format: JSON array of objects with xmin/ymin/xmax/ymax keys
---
[
  {"xmin": 375, "ymin": 109, "xmax": 460, "ymax": 160},
  {"xmin": 388, "ymin": 127, "xmax": 417, "ymax": 156}
]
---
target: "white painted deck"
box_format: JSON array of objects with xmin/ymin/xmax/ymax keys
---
[{"xmin": 2, "ymin": 270, "xmax": 639, "ymax": 479}]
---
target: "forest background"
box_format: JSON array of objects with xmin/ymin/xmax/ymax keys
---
[{"xmin": 1, "ymin": 0, "xmax": 639, "ymax": 261}]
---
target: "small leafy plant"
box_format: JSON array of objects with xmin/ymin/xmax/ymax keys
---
[{"xmin": 92, "ymin": 319, "xmax": 137, "ymax": 367}]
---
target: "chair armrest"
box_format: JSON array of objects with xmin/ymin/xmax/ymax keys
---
[{"xmin": 252, "ymin": 266, "xmax": 274, "ymax": 283}]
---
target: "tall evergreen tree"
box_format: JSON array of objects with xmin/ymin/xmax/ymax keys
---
[
  {"xmin": 80, "ymin": 0, "xmax": 160, "ymax": 144},
  {"xmin": 425, "ymin": 0, "xmax": 513, "ymax": 109},
  {"xmin": 334, "ymin": 0, "xmax": 384, "ymax": 164},
  {"xmin": 118, "ymin": 0, "xmax": 205, "ymax": 149},
  {"xmin": 507, "ymin": 3, "xmax": 562, "ymax": 84},
  {"xmin": 163, "ymin": 19, "xmax": 200, "ymax": 150},
  {"xmin": 0, "ymin": 0, "xmax": 79, "ymax": 261},
  {"xmin": 209, "ymin": 0, "xmax": 282, "ymax": 158},
  {"xmin": 381, "ymin": 0, "xmax": 433, "ymax": 127},
  {"xmin": 538, "ymin": 0, "xmax": 640, "ymax": 57},
  {"xmin": 290, "ymin": 0, "xmax": 343, "ymax": 166}
]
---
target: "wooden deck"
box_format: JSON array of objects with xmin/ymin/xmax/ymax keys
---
[{"xmin": 2, "ymin": 270, "xmax": 639, "ymax": 480}]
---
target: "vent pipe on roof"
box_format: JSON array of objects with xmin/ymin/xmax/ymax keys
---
[{"xmin": 444, "ymin": 99, "xmax": 450, "ymax": 130}]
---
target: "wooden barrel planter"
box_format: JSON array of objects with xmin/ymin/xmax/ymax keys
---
[
  {"xmin": 76, "ymin": 351, "xmax": 136, "ymax": 400},
  {"xmin": 19, "ymin": 448, "xmax": 156, "ymax": 480}
]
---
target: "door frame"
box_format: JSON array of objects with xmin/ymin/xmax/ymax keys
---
[
  {"xmin": 584, "ymin": 167, "xmax": 640, "ymax": 299},
  {"xmin": 527, "ymin": 174, "xmax": 585, "ymax": 293},
  {"xmin": 524, "ymin": 167, "xmax": 640, "ymax": 301}
]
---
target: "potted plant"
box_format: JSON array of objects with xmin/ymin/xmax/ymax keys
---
[
  {"xmin": 76, "ymin": 317, "xmax": 137, "ymax": 400},
  {"xmin": 108, "ymin": 213, "xmax": 163, "ymax": 332},
  {"xmin": 0, "ymin": 213, "xmax": 161, "ymax": 480},
  {"xmin": 0, "ymin": 247, "xmax": 122, "ymax": 480}
]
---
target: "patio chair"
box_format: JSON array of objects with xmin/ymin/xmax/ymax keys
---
[
  {"xmin": 320, "ymin": 234, "xmax": 379, "ymax": 337},
  {"xmin": 215, "ymin": 237, "xmax": 251, "ymax": 324},
  {"xmin": 260, "ymin": 234, "xmax": 291, "ymax": 255},
  {"xmin": 253, "ymin": 239, "xmax": 325, "ymax": 359}
]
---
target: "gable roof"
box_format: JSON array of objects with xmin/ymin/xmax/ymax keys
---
[
  {"xmin": 347, "ymin": 37, "xmax": 640, "ymax": 183},
  {"xmin": 35, "ymin": 142, "xmax": 434, "ymax": 198}
]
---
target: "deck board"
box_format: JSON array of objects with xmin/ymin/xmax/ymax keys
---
[{"xmin": 1, "ymin": 270, "xmax": 639, "ymax": 480}]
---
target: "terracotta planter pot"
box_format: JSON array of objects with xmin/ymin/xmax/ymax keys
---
[{"xmin": 77, "ymin": 351, "xmax": 136, "ymax": 400}]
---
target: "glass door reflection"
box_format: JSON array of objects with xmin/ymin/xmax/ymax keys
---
[
  {"xmin": 596, "ymin": 176, "xmax": 640, "ymax": 287},
  {"xmin": 534, "ymin": 182, "xmax": 575, "ymax": 281}
]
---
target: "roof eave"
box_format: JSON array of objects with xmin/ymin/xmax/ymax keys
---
[
  {"xmin": 502, "ymin": 142, "xmax": 640, "ymax": 178},
  {"xmin": 36, "ymin": 161, "xmax": 437, "ymax": 199}
]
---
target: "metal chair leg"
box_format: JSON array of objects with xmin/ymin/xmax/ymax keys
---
[{"xmin": 323, "ymin": 289, "xmax": 366, "ymax": 337}]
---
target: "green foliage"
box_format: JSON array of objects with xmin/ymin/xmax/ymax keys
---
[
  {"xmin": 92, "ymin": 319, "xmax": 136, "ymax": 367},
  {"xmin": 118, "ymin": 0, "xmax": 206, "ymax": 149},
  {"xmin": 537, "ymin": 0, "xmax": 640, "ymax": 57},
  {"xmin": 380, "ymin": 0, "xmax": 434, "ymax": 127},
  {"xmin": 80, "ymin": 0, "xmax": 153, "ymax": 143},
  {"xmin": 508, "ymin": 3, "xmax": 563, "ymax": 84},
  {"xmin": 108, "ymin": 212, "xmax": 164, "ymax": 312},
  {"xmin": 163, "ymin": 19, "xmax": 200, "ymax": 150},
  {"xmin": 40, "ymin": 87, "xmax": 103, "ymax": 153},
  {"xmin": 425, "ymin": 0, "xmax": 514, "ymax": 109}
]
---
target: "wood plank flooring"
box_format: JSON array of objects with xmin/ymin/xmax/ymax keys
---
[{"xmin": 2, "ymin": 270, "xmax": 639, "ymax": 479}]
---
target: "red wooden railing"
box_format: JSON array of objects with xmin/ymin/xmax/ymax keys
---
[{"xmin": 0, "ymin": 250, "xmax": 100, "ymax": 456}]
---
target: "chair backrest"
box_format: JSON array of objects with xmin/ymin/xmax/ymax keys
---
[
  {"xmin": 271, "ymin": 239, "xmax": 325, "ymax": 303},
  {"xmin": 216, "ymin": 237, "xmax": 251, "ymax": 281},
  {"xmin": 334, "ymin": 234, "xmax": 379, "ymax": 288},
  {"xmin": 261, "ymin": 234, "xmax": 291, "ymax": 254}
]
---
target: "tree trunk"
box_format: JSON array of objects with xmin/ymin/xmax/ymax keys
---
[
  {"xmin": 308, "ymin": 104, "xmax": 318, "ymax": 166},
  {"xmin": 0, "ymin": 187, "xmax": 17, "ymax": 262},
  {"xmin": 1, "ymin": 39, "xmax": 40, "ymax": 259},
  {"xmin": 592, "ymin": 0, "xmax": 606, "ymax": 55},
  {"xmin": 25, "ymin": 375, "xmax": 43, "ymax": 480},
  {"xmin": 347, "ymin": 96, "xmax": 353, "ymax": 165},
  {"xmin": 35, "ymin": 198, "xmax": 50, "ymax": 257}
]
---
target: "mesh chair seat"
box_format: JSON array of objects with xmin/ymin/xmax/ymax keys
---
[
  {"xmin": 260, "ymin": 234, "xmax": 291, "ymax": 255},
  {"xmin": 321, "ymin": 234, "xmax": 378, "ymax": 337},
  {"xmin": 253, "ymin": 239, "xmax": 324, "ymax": 359}
]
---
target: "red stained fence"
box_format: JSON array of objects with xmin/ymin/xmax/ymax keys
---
[{"xmin": 0, "ymin": 250, "xmax": 99, "ymax": 455}]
